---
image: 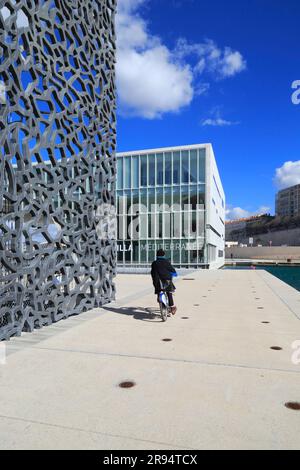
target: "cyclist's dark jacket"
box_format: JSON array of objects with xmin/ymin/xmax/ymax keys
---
[{"xmin": 151, "ymin": 257, "xmax": 176, "ymax": 294}]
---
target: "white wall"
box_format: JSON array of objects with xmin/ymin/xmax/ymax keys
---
[
  {"xmin": 206, "ymin": 144, "xmax": 225, "ymax": 269},
  {"xmin": 226, "ymin": 246, "xmax": 300, "ymax": 261}
]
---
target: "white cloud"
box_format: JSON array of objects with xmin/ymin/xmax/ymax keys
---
[
  {"xmin": 226, "ymin": 206, "xmax": 270, "ymax": 221},
  {"xmin": 221, "ymin": 48, "xmax": 246, "ymax": 78},
  {"xmin": 175, "ymin": 38, "xmax": 246, "ymax": 79},
  {"xmin": 202, "ymin": 117, "xmax": 237, "ymax": 127},
  {"xmin": 116, "ymin": 0, "xmax": 246, "ymax": 119},
  {"xmin": 117, "ymin": 0, "xmax": 193, "ymax": 118},
  {"xmin": 274, "ymin": 161, "xmax": 300, "ymax": 190},
  {"xmin": 117, "ymin": 45, "xmax": 193, "ymax": 119},
  {"xmin": 201, "ymin": 107, "xmax": 239, "ymax": 127}
]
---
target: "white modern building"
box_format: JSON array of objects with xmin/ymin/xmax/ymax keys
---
[{"xmin": 116, "ymin": 144, "xmax": 225, "ymax": 270}]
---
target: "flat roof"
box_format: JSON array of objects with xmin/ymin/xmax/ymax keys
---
[
  {"xmin": 116, "ymin": 143, "xmax": 211, "ymax": 157},
  {"xmin": 277, "ymin": 184, "xmax": 300, "ymax": 193}
]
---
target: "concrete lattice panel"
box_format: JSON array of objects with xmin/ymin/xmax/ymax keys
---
[{"xmin": 0, "ymin": 0, "xmax": 117, "ymax": 340}]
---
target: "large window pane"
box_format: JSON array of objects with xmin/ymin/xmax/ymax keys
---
[
  {"xmin": 156, "ymin": 153, "xmax": 164, "ymax": 185},
  {"xmin": 158, "ymin": 212, "xmax": 163, "ymax": 238},
  {"xmin": 140, "ymin": 214, "xmax": 148, "ymax": 238},
  {"xmin": 182, "ymin": 211, "xmax": 189, "ymax": 238},
  {"xmin": 181, "ymin": 243, "xmax": 189, "ymax": 265},
  {"xmin": 118, "ymin": 193, "xmax": 125, "ymax": 223},
  {"xmin": 125, "ymin": 242, "xmax": 131, "ymax": 263},
  {"xmin": 181, "ymin": 186, "xmax": 189, "ymax": 210},
  {"xmin": 191, "ymin": 211, "xmax": 197, "ymax": 236},
  {"xmin": 199, "ymin": 148, "xmax": 206, "ymax": 182},
  {"xmin": 124, "ymin": 156, "xmax": 131, "ymax": 188},
  {"xmin": 132, "ymin": 241, "xmax": 139, "ymax": 263},
  {"xmin": 181, "ymin": 150, "xmax": 189, "ymax": 183},
  {"xmin": 124, "ymin": 190, "xmax": 131, "ymax": 215},
  {"xmin": 117, "ymin": 215, "xmax": 124, "ymax": 239},
  {"xmin": 172, "ymin": 239, "xmax": 180, "ymax": 264},
  {"xmin": 148, "ymin": 243, "xmax": 156, "ymax": 263},
  {"xmin": 140, "ymin": 241, "xmax": 147, "ymax": 263},
  {"xmin": 190, "ymin": 249, "xmax": 198, "ymax": 264},
  {"xmin": 132, "ymin": 190, "xmax": 139, "ymax": 207},
  {"xmin": 163, "ymin": 213, "xmax": 171, "ymax": 239},
  {"xmin": 173, "ymin": 151, "xmax": 180, "ymax": 184},
  {"xmin": 163, "ymin": 239, "xmax": 172, "ymax": 261},
  {"xmin": 198, "ymin": 184, "xmax": 205, "ymax": 208},
  {"xmin": 140, "ymin": 189, "xmax": 147, "ymax": 210},
  {"xmin": 165, "ymin": 152, "xmax": 172, "ymax": 185},
  {"xmin": 156, "ymin": 187, "xmax": 164, "ymax": 206},
  {"xmin": 117, "ymin": 158, "xmax": 123, "ymax": 189},
  {"xmin": 117, "ymin": 244, "xmax": 124, "ymax": 263},
  {"xmin": 172, "ymin": 212, "xmax": 181, "ymax": 238},
  {"xmin": 141, "ymin": 156, "xmax": 147, "ymax": 187},
  {"xmin": 148, "ymin": 188, "xmax": 155, "ymax": 210},
  {"xmin": 132, "ymin": 156, "xmax": 139, "ymax": 188},
  {"xmin": 198, "ymin": 248, "xmax": 205, "ymax": 264},
  {"xmin": 149, "ymin": 155, "xmax": 155, "ymax": 186},
  {"xmin": 198, "ymin": 211, "xmax": 205, "ymax": 237},
  {"xmin": 190, "ymin": 186, "xmax": 197, "ymax": 210},
  {"xmin": 165, "ymin": 187, "xmax": 172, "ymax": 207},
  {"xmin": 173, "ymin": 187, "xmax": 181, "ymax": 208},
  {"xmin": 149, "ymin": 214, "xmax": 155, "ymax": 238},
  {"xmin": 190, "ymin": 150, "xmax": 197, "ymax": 183}
]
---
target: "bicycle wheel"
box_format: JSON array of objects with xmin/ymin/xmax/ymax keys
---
[{"xmin": 159, "ymin": 302, "xmax": 168, "ymax": 322}]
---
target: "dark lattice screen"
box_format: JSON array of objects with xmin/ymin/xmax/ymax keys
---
[{"xmin": 0, "ymin": 0, "xmax": 117, "ymax": 340}]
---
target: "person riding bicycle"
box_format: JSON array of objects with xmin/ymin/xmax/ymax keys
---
[{"xmin": 151, "ymin": 249, "xmax": 177, "ymax": 315}]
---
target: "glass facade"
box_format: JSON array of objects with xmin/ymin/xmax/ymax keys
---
[{"xmin": 117, "ymin": 147, "xmax": 208, "ymax": 268}]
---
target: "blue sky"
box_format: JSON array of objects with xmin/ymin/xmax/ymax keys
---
[{"xmin": 116, "ymin": 0, "xmax": 300, "ymax": 219}]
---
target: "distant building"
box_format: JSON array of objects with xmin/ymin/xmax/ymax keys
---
[
  {"xmin": 225, "ymin": 214, "xmax": 268, "ymax": 242},
  {"xmin": 116, "ymin": 144, "xmax": 225, "ymax": 269},
  {"xmin": 276, "ymin": 184, "xmax": 300, "ymax": 217}
]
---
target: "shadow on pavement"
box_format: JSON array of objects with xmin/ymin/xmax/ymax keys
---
[{"xmin": 102, "ymin": 305, "xmax": 162, "ymax": 322}]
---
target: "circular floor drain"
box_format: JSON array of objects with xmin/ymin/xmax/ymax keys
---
[
  {"xmin": 194, "ymin": 304, "xmax": 200, "ymax": 306},
  {"xmin": 270, "ymin": 346, "xmax": 282, "ymax": 351},
  {"xmin": 258, "ymin": 307, "xmax": 264, "ymax": 310},
  {"xmin": 285, "ymin": 402, "xmax": 300, "ymax": 411},
  {"xmin": 162, "ymin": 338, "xmax": 172, "ymax": 342},
  {"xmin": 181, "ymin": 317, "xmax": 189, "ymax": 320},
  {"xmin": 262, "ymin": 321, "xmax": 270, "ymax": 324},
  {"xmin": 119, "ymin": 381, "xmax": 136, "ymax": 389}
]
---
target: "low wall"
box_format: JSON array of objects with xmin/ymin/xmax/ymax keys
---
[{"xmin": 226, "ymin": 246, "xmax": 300, "ymax": 261}]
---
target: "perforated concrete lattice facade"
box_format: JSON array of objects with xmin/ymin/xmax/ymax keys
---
[{"xmin": 0, "ymin": 0, "xmax": 117, "ymax": 340}]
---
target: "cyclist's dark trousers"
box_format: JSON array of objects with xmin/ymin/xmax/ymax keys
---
[{"xmin": 157, "ymin": 292, "xmax": 174, "ymax": 307}]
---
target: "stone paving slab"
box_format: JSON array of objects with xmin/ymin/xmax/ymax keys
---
[{"xmin": 0, "ymin": 270, "xmax": 300, "ymax": 450}]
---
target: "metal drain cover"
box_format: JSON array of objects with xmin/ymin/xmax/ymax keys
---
[
  {"xmin": 285, "ymin": 402, "xmax": 300, "ymax": 411},
  {"xmin": 119, "ymin": 381, "xmax": 136, "ymax": 389}
]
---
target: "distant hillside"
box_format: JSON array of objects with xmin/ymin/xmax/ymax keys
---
[{"xmin": 227, "ymin": 215, "xmax": 300, "ymax": 244}]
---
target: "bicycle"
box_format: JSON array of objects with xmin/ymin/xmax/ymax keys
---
[{"xmin": 158, "ymin": 280, "xmax": 172, "ymax": 322}]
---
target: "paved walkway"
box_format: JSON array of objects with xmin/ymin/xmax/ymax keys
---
[{"xmin": 0, "ymin": 270, "xmax": 300, "ymax": 449}]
